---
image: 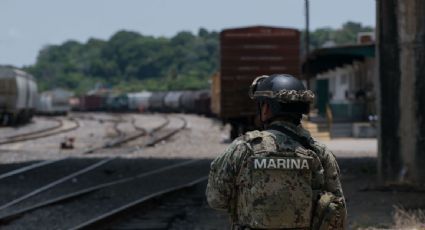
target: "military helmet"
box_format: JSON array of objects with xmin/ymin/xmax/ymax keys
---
[{"xmin": 249, "ymin": 74, "xmax": 314, "ymax": 114}]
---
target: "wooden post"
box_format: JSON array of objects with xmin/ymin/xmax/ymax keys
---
[{"xmin": 377, "ymin": 0, "xmax": 425, "ymax": 184}]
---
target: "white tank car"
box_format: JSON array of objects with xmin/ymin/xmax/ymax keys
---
[
  {"xmin": 36, "ymin": 88, "xmax": 73, "ymax": 115},
  {"xmin": 163, "ymin": 91, "xmax": 184, "ymax": 112},
  {"xmin": 0, "ymin": 67, "xmax": 38, "ymax": 125},
  {"xmin": 127, "ymin": 91, "xmax": 152, "ymax": 112}
]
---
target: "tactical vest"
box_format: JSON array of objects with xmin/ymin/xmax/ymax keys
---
[{"xmin": 234, "ymin": 130, "xmax": 324, "ymax": 229}]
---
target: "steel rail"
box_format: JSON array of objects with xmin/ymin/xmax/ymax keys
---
[
  {"xmin": 130, "ymin": 116, "xmax": 146, "ymax": 133},
  {"xmin": 0, "ymin": 159, "xmax": 201, "ymax": 223},
  {"xmin": 0, "ymin": 115, "xmax": 172, "ymax": 180},
  {"xmin": 102, "ymin": 115, "xmax": 127, "ymax": 148},
  {"xmin": 112, "ymin": 115, "xmax": 125, "ymax": 138},
  {"xmin": 149, "ymin": 115, "xmax": 171, "ymax": 134},
  {"xmin": 2, "ymin": 118, "xmax": 63, "ymax": 140},
  {"xmin": 144, "ymin": 116, "xmax": 187, "ymax": 147},
  {"xmin": 70, "ymin": 176, "xmax": 208, "ymax": 230},
  {"xmin": 112, "ymin": 115, "xmax": 170, "ymax": 147},
  {"xmin": 0, "ymin": 114, "xmax": 179, "ymax": 217},
  {"xmin": 0, "ymin": 118, "xmax": 80, "ymax": 145},
  {"xmin": 0, "ymin": 158, "xmax": 69, "ymax": 181},
  {"xmin": 84, "ymin": 115, "xmax": 170, "ymax": 154},
  {"xmin": 106, "ymin": 117, "xmax": 148, "ymax": 147},
  {"xmin": 70, "ymin": 114, "xmax": 121, "ymax": 123},
  {"xmin": 0, "ymin": 157, "xmax": 115, "ymax": 211}
]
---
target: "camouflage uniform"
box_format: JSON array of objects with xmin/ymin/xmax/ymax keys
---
[{"xmin": 206, "ymin": 120, "xmax": 346, "ymax": 229}]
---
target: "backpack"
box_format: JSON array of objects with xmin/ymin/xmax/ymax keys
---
[{"xmin": 234, "ymin": 129, "xmax": 324, "ymax": 229}]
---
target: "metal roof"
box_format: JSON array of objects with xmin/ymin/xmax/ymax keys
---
[
  {"xmin": 303, "ymin": 43, "xmax": 375, "ymax": 76},
  {"xmin": 0, "ymin": 66, "xmax": 34, "ymax": 80}
]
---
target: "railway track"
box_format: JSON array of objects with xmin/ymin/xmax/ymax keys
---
[
  {"xmin": 1, "ymin": 118, "xmax": 63, "ymax": 140},
  {"xmin": 143, "ymin": 116, "xmax": 187, "ymax": 148},
  {"xmin": 107, "ymin": 180, "xmax": 210, "ymax": 230},
  {"xmin": 83, "ymin": 114, "xmax": 171, "ymax": 153},
  {"xmin": 0, "ymin": 115, "xmax": 195, "ymax": 229},
  {"xmin": 0, "ymin": 159, "xmax": 209, "ymax": 229},
  {"xmin": 0, "ymin": 117, "xmax": 80, "ymax": 145},
  {"xmin": 0, "ymin": 114, "xmax": 176, "ymax": 182},
  {"xmin": 73, "ymin": 175, "xmax": 208, "ymax": 230},
  {"xmin": 70, "ymin": 114, "xmax": 122, "ymax": 124}
]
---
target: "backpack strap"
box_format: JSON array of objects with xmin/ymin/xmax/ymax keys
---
[
  {"xmin": 267, "ymin": 125, "xmax": 324, "ymax": 184},
  {"xmin": 267, "ymin": 124, "xmax": 318, "ymax": 152},
  {"xmin": 230, "ymin": 136, "xmax": 257, "ymax": 226}
]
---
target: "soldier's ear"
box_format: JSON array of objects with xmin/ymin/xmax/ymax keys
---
[
  {"xmin": 261, "ymin": 102, "xmax": 271, "ymax": 120},
  {"xmin": 260, "ymin": 103, "xmax": 266, "ymax": 117},
  {"xmin": 264, "ymin": 102, "xmax": 272, "ymax": 113}
]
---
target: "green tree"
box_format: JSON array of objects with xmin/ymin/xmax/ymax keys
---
[
  {"xmin": 26, "ymin": 22, "xmax": 371, "ymax": 94},
  {"xmin": 303, "ymin": 21, "xmax": 374, "ymax": 50}
]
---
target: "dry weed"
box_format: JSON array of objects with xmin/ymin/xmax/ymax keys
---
[{"xmin": 392, "ymin": 206, "xmax": 425, "ymax": 230}]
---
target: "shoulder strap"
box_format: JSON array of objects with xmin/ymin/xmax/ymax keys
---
[
  {"xmin": 268, "ymin": 125, "xmax": 316, "ymax": 152},
  {"xmin": 231, "ymin": 141, "xmax": 254, "ymax": 226}
]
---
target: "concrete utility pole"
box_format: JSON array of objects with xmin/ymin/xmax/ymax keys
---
[
  {"xmin": 377, "ymin": 0, "xmax": 425, "ymax": 185},
  {"xmin": 305, "ymin": 0, "xmax": 310, "ymax": 57},
  {"xmin": 304, "ymin": 0, "xmax": 311, "ymax": 89}
]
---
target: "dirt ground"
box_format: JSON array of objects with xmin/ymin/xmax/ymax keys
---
[
  {"xmin": 0, "ymin": 114, "xmax": 424, "ymax": 229},
  {"xmin": 315, "ymin": 139, "xmax": 425, "ymax": 229}
]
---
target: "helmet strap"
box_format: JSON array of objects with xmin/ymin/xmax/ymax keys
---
[{"xmin": 256, "ymin": 101, "xmax": 265, "ymax": 130}]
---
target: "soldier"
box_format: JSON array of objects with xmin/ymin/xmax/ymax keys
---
[{"xmin": 206, "ymin": 74, "xmax": 346, "ymax": 229}]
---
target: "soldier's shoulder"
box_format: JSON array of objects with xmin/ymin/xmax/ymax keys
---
[
  {"xmin": 241, "ymin": 130, "xmax": 277, "ymax": 145},
  {"xmin": 240, "ymin": 130, "xmax": 279, "ymax": 153},
  {"xmin": 243, "ymin": 130, "xmax": 270, "ymax": 141},
  {"xmin": 311, "ymin": 140, "xmax": 327, "ymax": 152},
  {"xmin": 310, "ymin": 139, "xmax": 338, "ymax": 161}
]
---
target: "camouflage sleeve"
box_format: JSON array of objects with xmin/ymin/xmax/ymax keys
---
[
  {"xmin": 318, "ymin": 146, "xmax": 347, "ymax": 229},
  {"xmin": 206, "ymin": 138, "xmax": 248, "ymax": 211},
  {"xmin": 320, "ymin": 147, "xmax": 344, "ymax": 197}
]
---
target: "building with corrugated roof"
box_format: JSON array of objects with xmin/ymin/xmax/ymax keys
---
[{"xmin": 303, "ymin": 42, "xmax": 376, "ymax": 137}]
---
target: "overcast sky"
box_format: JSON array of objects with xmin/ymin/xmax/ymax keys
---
[{"xmin": 1, "ymin": 0, "xmax": 376, "ymax": 67}]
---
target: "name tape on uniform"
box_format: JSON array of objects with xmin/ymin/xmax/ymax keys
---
[{"xmin": 251, "ymin": 157, "xmax": 311, "ymax": 170}]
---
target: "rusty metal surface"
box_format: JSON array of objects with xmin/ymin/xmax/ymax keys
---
[
  {"xmin": 217, "ymin": 26, "xmax": 301, "ymax": 119},
  {"xmin": 79, "ymin": 95, "xmax": 106, "ymax": 111}
]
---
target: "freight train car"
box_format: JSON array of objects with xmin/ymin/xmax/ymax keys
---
[
  {"xmin": 148, "ymin": 92, "xmax": 167, "ymax": 112},
  {"xmin": 128, "ymin": 92, "xmax": 152, "ymax": 112},
  {"xmin": 0, "ymin": 67, "xmax": 38, "ymax": 125},
  {"xmin": 211, "ymin": 26, "xmax": 301, "ymax": 139},
  {"xmin": 106, "ymin": 94, "xmax": 129, "ymax": 112},
  {"xmin": 36, "ymin": 88, "xmax": 73, "ymax": 115},
  {"xmin": 193, "ymin": 90, "xmax": 211, "ymax": 115},
  {"xmin": 78, "ymin": 95, "xmax": 107, "ymax": 111},
  {"xmin": 180, "ymin": 91, "xmax": 197, "ymax": 113},
  {"xmin": 163, "ymin": 91, "xmax": 184, "ymax": 112}
]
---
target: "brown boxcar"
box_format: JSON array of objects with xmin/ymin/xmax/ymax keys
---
[
  {"xmin": 212, "ymin": 26, "xmax": 301, "ymax": 138},
  {"xmin": 79, "ymin": 95, "xmax": 106, "ymax": 111}
]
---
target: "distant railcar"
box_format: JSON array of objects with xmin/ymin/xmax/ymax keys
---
[
  {"xmin": 180, "ymin": 91, "xmax": 197, "ymax": 113},
  {"xmin": 194, "ymin": 90, "xmax": 211, "ymax": 115},
  {"xmin": 0, "ymin": 67, "xmax": 38, "ymax": 125},
  {"xmin": 163, "ymin": 91, "xmax": 184, "ymax": 112},
  {"xmin": 127, "ymin": 92, "xmax": 152, "ymax": 112},
  {"xmin": 212, "ymin": 26, "xmax": 301, "ymax": 138},
  {"xmin": 69, "ymin": 97, "xmax": 80, "ymax": 111},
  {"xmin": 37, "ymin": 95, "xmax": 53, "ymax": 114},
  {"xmin": 148, "ymin": 92, "xmax": 167, "ymax": 112},
  {"xmin": 106, "ymin": 94, "xmax": 129, "ymax": 112},
  {"xmin": 79, "ymin": 95, "xmax": 106, "ymax": 111},
  {"xmin": 36, "ymin": 88, "xmax": 73, "ymax": 115}
]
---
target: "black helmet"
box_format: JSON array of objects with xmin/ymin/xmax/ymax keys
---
[{"xmin": 249, "ymin": 74, "xmax": 314, "ymax": 114}]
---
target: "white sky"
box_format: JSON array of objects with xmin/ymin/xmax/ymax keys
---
[{"xmin": 0, "ymin": 0, "xmax": 376, "ymax": 67}]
